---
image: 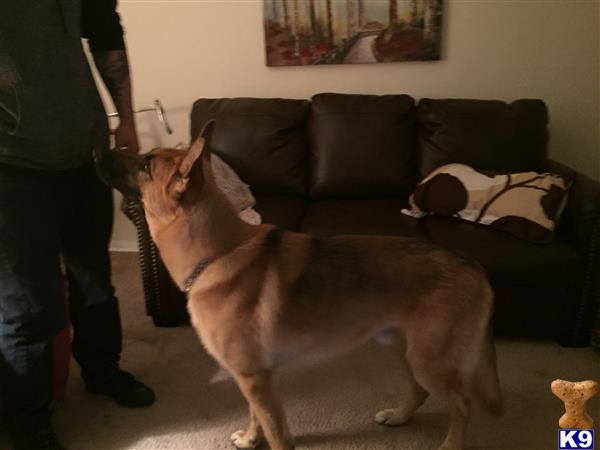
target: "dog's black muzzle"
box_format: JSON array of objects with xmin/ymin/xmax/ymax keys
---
[{"xmin": 94, "ymin": 147, "xmax": 144, "ymax": 198}]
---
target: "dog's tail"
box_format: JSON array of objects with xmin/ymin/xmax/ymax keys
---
[{"xmin": 471, "ymin": 327, "xmax": 504, "ymax": 417}]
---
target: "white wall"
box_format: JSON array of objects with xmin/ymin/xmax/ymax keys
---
[{"xmin": 106, "ymin": 0, "xmax": 600, "ymax": 250}]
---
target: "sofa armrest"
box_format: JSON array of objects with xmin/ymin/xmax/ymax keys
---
[
  {"xmin": 544, "ymin": 159, "xmax": 600, "ymax": 346},
  {"xmin": 546, "ymin": 160, "xmax": 600, "ymax": 239},
  {"xmin": 122, "ymin": 197, "xmax": 189, "ymax": 327}
]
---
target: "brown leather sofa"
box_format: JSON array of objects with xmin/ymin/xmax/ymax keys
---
[{"xmin": 126, "ymin": 93, "xmax": 600, "ymax": 347}]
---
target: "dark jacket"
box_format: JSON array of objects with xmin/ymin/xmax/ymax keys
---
[{"xmin": 0, "ymin": 0, "xmax": 125, "ymax": 170}]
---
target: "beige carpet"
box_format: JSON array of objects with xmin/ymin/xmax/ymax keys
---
[{"xmin": 2, "ymin": 252, "xmax": 599, "ymax": 450}]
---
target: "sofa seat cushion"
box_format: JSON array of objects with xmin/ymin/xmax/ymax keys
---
[
  {"xmin": 254, "ymin": 195, "xmax": 307, "ymax": 231},
  {"xmin": 425, "ymin": 216, "xmax": 578, "ymax": 274},
  {"xmin": 425, "ymin": 216, "xmax": 579, "ymax": 337},
  {"xmin": 300, "ymin": 199, "xmax": 426, "ymax": 237}
]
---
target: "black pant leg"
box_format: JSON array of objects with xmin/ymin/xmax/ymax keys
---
[
  {"xmin": 57, "ymin": 163, "xmax": 122, "ymax": 381},
  {"xmin": 0, "ymin": 165, "xmax": 65, "ymax": 436}
]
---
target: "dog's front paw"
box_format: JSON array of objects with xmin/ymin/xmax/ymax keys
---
[
  {"xmin": 230, "ymin": 429, "xmax": 261, "ymax": 449},
  {"xmin": 374, "ymin": 408, "xmax": 412, "ymax": 427}
]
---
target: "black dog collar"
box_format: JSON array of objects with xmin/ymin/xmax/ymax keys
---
[{"xmin": 182, "ymin": 259, "xmax": 212, "ymax": 293}]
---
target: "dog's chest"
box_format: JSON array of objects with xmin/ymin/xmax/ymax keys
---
[{"xmin": 186, "ymin": 288, "xmax": 269, "ymax": 372}]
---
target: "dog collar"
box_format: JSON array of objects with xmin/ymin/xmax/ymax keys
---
[{"xmin": 182, "ymin": 259, "xmax": 212, "ymax": 293}]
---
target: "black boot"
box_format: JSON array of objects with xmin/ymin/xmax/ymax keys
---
[{"xmin": 85, "ymin": 369, "xmax": 155, "ymax": 408}]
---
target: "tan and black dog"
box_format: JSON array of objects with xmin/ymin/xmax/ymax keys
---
[{"xmin": 95, "ymin": 122, "xmax": 503, "ymax": 450}]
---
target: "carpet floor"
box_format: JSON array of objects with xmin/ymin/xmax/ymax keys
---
[{"xmin": 2, "ymin": 251, "xmax": 599, "ymax": 450}]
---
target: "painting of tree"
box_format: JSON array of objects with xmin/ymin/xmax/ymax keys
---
[{"xmin": 264, "ymin": 0, "xmax": 443, "ymax": 66}]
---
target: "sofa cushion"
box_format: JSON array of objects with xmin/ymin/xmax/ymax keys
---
[
  {"xmin": 210, "ymin": 154, "xmax": 259, "ymax": 223},
  {"xmin": 308, "ymin": 93, "xmax": 417, "ymax": 199},
  {"xmin": 418, "ymin": 98, "xmax": 549, "ymax": 178},
  {"xmin": 425, "ymin": 216, "xmax": 577, "ymax": 274},
  {"xmin": 403, "ymin": 163, "xmax": 571, "ymax": 243},
  {"xmin": 191, "ymin": 98, "xmax": 310, "ymax": 196},
  {"xmin": 254, "ymin": 195, "xmax": 307, "ymax": 231},
  {"xmin": 300, "ymin": 199, "xmax": 426, "ymax": 238},
  {"xmin": 424, "ymin": 216, "xmax": 578, "ymax": 336}
]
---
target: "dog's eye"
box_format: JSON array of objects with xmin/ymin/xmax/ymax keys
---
[{"xmin": 141, "ymin": 157, "xmax": 153, "ymax": 175}]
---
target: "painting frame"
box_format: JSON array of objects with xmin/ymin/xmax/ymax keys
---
[{"xmin": 263, "ymin": 0, "xmax": 443, "ymax": 66}]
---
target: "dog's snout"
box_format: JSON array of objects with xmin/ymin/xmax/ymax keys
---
[{"xmin": 94, "ymin": 146, "xmax": 142, "ymax": 198}]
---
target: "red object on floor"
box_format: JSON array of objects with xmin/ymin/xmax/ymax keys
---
[{"xmin": 52, "ymin": 322, "xmax": 71, "ymax": 401}]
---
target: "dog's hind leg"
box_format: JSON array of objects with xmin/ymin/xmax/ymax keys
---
[
  {"xmin": 406, "ymin": 336, "xmax": 476, "ymax": 450},
  {"xmin": 233, "ymin": 370, "xmax": 294, "ymax": 450},
  {"xmin": 375, "ymin": 348, "xmax": 429, "ymax": 427},
  {"xmin": 437, "ymin": 392, "xmax": 470, "ymax": 450},
  {"xmin": 230, "ymin": 405, "xmax": 264, "ymax": 449}
]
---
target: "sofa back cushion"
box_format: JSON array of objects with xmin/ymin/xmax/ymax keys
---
[
  {"xmin": 417, "ymin": 98, "xmax": 549, "ymax": 178},
  {"xmin": 308, "ymin": 93, "xmax": 417, "ymax": 199},
  {"xmin": 190, "ymin": 98, "xmax": 310, "ymax": 196}
]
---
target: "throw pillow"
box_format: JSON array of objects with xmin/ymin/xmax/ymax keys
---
[
  {"xmin": 402, "ymin": 163, "xmax": 571, "ymax": 243},
  {"xmin": 211, "ymin": 154, "xmax": 262, "ymax": 225}
]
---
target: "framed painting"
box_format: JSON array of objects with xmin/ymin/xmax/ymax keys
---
[{"xmin": 264, "ymin": 0, "xmax": 443, "ymax": 66}]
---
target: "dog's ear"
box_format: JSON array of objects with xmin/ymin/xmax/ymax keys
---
[
  {"xmin": 174, "ymin": 120, "xmax": 216, "ymax": 195},
  {"xmin": 180, "ymin": 120, "xmax": 215, "ymax": 177}
]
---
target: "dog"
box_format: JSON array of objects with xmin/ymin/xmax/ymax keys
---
[{"xmin": 95, "ymin": 121, "xmax": 503, "ymax": 450}]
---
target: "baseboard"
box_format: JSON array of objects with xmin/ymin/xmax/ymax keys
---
[{"xmin": 109, "ymin": 240, "xmax": 138, "ymax": 252}]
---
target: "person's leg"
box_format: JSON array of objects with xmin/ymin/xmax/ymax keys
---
[
  {"xmin": 0, "ymin": 165, "xmax": 65, "ymax": 448},
  {"xmin": 56, "ymin": 163, "xmax": 121, "ymax": 379},
  {"xmin": 56, "ymin": 163, "xmax": 153, "ymax": 407}
]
